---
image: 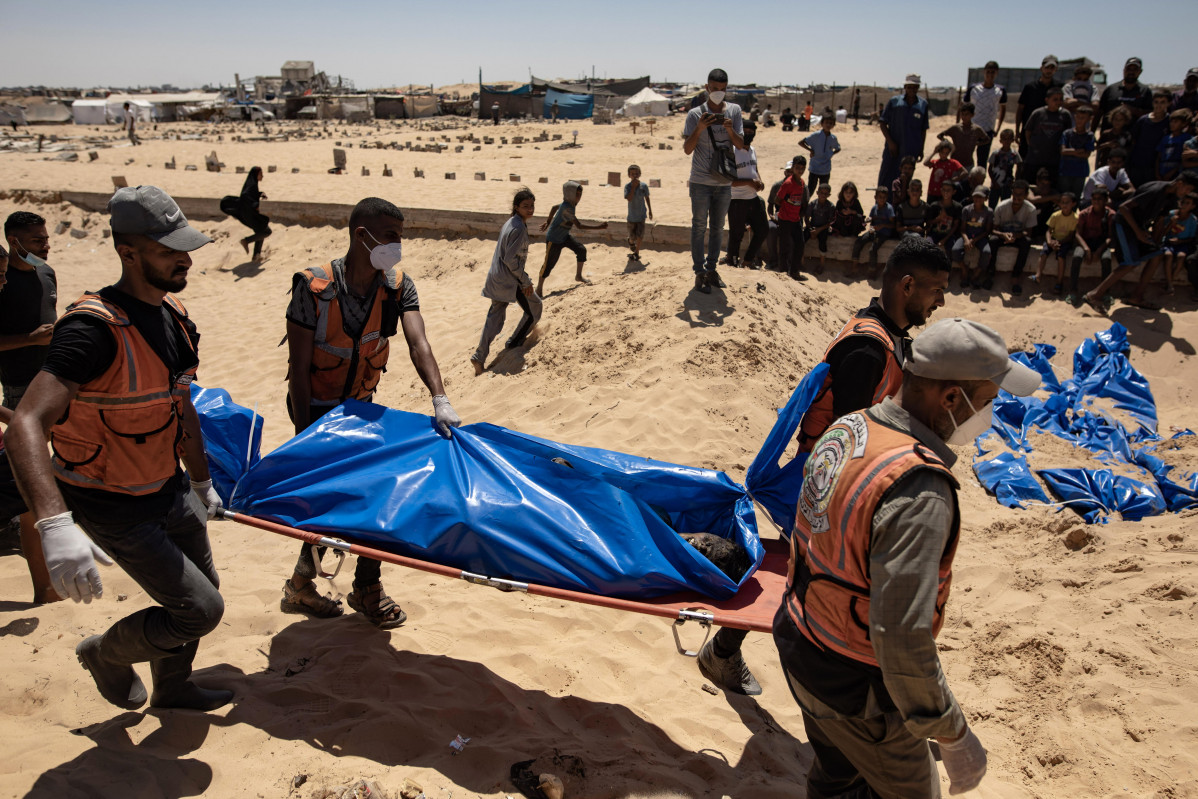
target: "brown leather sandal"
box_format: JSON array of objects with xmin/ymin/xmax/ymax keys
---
[
  {"xmin": 280, "ymin": 580, "xmax": 344, "ymax": 618},
  {"xmin": 347, "ymin": 582, "xmax": 407, "ymax": 629}
]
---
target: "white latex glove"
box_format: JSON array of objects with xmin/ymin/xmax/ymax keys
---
[
  {"xmin": 432, "ymin": 394, "xmax": 462, "ymax": 438},
  {"xmin": 35, "ymin": 512, "xmax": 113, "ymax": 604},
  {"xmin": 938, "ymin": 727, "xmax": 987, "ymax": 795},
  {"xmin": 190, "ymin": 479, "xmax": 224, "ymax": 519}
]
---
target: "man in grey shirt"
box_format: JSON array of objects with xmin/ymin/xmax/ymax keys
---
[
  {"xmin": 774, "ymin": 317, "xmax": 1041, "ymax": 799},
  {"xmin": 682, "ymin": 67, "xmax": 744, "ymax": 294}
]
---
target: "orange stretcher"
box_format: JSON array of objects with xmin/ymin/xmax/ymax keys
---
[{"xmin": 216, "ymin": 509, "xmax": 790, "ymax": 649}]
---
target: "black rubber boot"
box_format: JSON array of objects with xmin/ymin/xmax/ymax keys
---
[
  {"xmin": 75, "ymin": 609, "xmax": 160, "ymax": 710},
  {"xmin": 150, "ymin": 640, "xmax": 233, "ymax": 711}
]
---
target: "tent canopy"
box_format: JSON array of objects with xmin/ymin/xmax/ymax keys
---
[
  {"xmin": 71, "ymin": 99, "xmax": 107, "ymax": 125},
  {"xmin": 622, "ymin": 87, "xmax": 670, "ymax": 117},
  {"xmin": 544, "ymin": 88, "xmax": 593, "ymax": 119}
]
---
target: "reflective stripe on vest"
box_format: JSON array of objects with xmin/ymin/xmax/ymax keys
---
[
  {"xmin": 300, "ymin": 263, "xmax": 400, "ymax": 406},
  {"xmin": 784, "ymin": 411, "xmax": 959, "ymax": 666},
  {"xmin": 50, "ymin": 293, "xmax": 196, "ymax": 497},
  {"xmin": 797, "ymin": 315, "xmax": 905, "ymax": 453}
]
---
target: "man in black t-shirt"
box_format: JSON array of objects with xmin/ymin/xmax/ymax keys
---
[
  {"xmin": 697, "ymin": 237, "xmax": 950, "ymax": 697},
  {"xmin": 7, "ymin": 186, "xmax": 233, "ymax": 713},
  {"xmin": 280, "ymin": 196, "xmax": 461, "ymax": 631},
  {"xmin": 0, "ymin": 211, "xmax": 56, "ymax": 410},
  {"xmin": 1083, "ymin": 171, "xmax": 1198, "ymax": 312},
  {"xmin": 1097, "ymin": 57, "xmax": 1153, "ymax": 133},
  {"xmin": 1015, "ymin": 55, "xmax": 1061, "ymax": 179}
]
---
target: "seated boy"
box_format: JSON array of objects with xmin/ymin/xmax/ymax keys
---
[
  {"xmin": 850, "ymin": 186, "xmax": 895, "ymax": 272},
  {"xmin": 1069, "ymin": 186, "xmax": 1115, "ymax": 305},
  {"xmin": 1035, "ymin": 191, "xmax": 1079, "ymax": 294}
]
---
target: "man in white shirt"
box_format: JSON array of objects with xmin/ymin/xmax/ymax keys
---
[{"xmin": 725, "ymin": 121, "xmax": 767, "ymax": 269}]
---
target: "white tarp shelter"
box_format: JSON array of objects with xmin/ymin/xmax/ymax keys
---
[
  {"xmin": 621, "ymin": 87, "xmax": 670, "ymax": 117},
  {"xmin": 107, "ymin": 99, "xmax": 155, "ymax": 123},
  {"xmin": 71, "ymin": 99, "xmax": 108, "ymax": 125}
]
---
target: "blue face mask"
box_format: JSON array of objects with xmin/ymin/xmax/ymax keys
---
[{"xmin": 16, "ymin": 244, "xmax": 47, "ymax": 269}]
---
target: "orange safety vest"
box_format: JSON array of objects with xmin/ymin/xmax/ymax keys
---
[
  {"xmin": 784, "ymin": 411, "xmax": 959, "ymax": 667},
  {"xmin": 50, "ymin": 293, "xmax": 196, "ymax": 496},
  {"xmin": 297, "ymin": 263, "xmax": 401, "ymax": 407},
  {"xmin": 798, "ymin": 314, "xmax": 905, "ymax": 453}
]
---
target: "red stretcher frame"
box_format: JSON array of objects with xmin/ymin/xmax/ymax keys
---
[{"xmin": 216, "ymin": 508, "xmax": 790, "ymax": 635}]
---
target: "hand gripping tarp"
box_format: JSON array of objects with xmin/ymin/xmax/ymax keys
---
[
  {"xmin": 973, "ymin": 323, "xmax": 1196, "ymax": 521},
  {"xmin": 190, "ymin": 384, "xmax": 263, "ymax": 502},
  {"xmin": 225, "ymin": 400, "xmax": 762, "ymax": 600}
]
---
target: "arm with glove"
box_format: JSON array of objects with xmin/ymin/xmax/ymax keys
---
[
  {"xmin": 401, "ymin": 310, "xmax": 462, "ymax": 437},
  {"xmin": 4, "ymin": 371, "xmax": 113, "ymax": 603},
  {"xmin": 179, "ymin": 391, "xmax": 223, "ymax": 517}
]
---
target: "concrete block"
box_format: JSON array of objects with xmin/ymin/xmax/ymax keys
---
[
  {"xmin": 185, "ymin": 165, "xmax": 198, "ymax": 171},
  {"xmin": 361, "ymin": 166, "xmax": 370, "ymax": 176},
  {"xmin": 510, "ymin": 174, "xmax": 520, "ymax": 181},
  {"xmin": 236, "ymin": 166, "xmax": 245, "ymax": 174},
  {"xmin": 607, "ymin": 171, "xmax": 620, "ymax": 187},
  {"xmin": 87, "ymin": 151, "xmax": 98, "ymax": 161},
  {"xmin": 69, "ymin": 228, "xmax": 88, "ymax": 239},
  {"xmin": 292, "ymin": 167, "xmax": 301, "ymax": 173},
  {"xmin": 268, "ymin": 165, "xmax": 277, "ymax": 173},
  {"xmin": 383, "ymin": 166, "xmax": 393, "ymax": 177},
  {"xmin": 649, "ymin": 179, "xmax": 661, "ymax": 188},
  {"xmin": 538, "ymin": 177, "xmax": 548, "ymax": 183},
  {"xmin": 54, "ymin": 221, "xmax": 71, "ymax": 235},
  {"xmin": 112, "ymin": 176, "xmax": 128, "ymax": 188},
  {"xmin": 475, "ymin": 172, "xmax": 486, "ymax": 181},
  {"xmin": 445, "ymin": 172, "xmax": 455, "ymax": 180},
  {"xmin": 578, "ymin": 179, "xmax": 589, "ymax": 186}
]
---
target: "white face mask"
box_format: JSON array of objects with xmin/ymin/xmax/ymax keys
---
[
  {"xmin": 364, "ymin": 231, "xmax": 402, "ymax": 271},
  {"xmin": 708, "ymin": 90, "xmax": 726, "ymax": 105},
  {"xmin": 16, "ymin": 244, "xmax": 47, "ymax": 269},
  {"xmin": 946, "ymin": 391, "xmax": 994, "ymax": 446}
]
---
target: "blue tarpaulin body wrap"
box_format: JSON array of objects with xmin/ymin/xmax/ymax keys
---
[
  {"xmin": 744, "ymin": 363, "xmax": 830, "ymax": 537},
  {"xmin": 973, "ymin": 323, "xmax": 1196, "ymax": 521},
  {"xmin": 216, "ymin": 400, "xmax": 761, "ymax": 600}
]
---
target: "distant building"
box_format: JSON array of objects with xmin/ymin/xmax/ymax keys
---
[
  {"xmin": 966, "ymin": 57, "xmax": 1107, "ymax": 95},
  {"xmin": 281, "ymin": 61, "xmax": 316, "ymax": 83}
]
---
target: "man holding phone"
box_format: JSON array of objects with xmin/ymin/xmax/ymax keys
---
[{"xmin": 683, "ymin": 68, "xmax": 745, "ymax": 294}]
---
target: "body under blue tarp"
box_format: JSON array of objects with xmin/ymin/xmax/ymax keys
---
[{"xmin": 223, "ymin": 401, "xmax": 761, "ymax": 600}]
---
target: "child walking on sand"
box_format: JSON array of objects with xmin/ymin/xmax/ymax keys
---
[
  {"xmin": 537, "ymin": 180, "xmax": 607, "ymax": 295},
  {"xmin": 472, "ymin": 188, "xmax": 543, "ymax": 375},
  {"xmin": 624, "ymin": 165, "xmax": 653, "ymax": 262}
]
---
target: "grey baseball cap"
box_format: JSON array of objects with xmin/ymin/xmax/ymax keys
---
[
  {"xmin": 108, "ymin": 186, "xmax": 211, "ymax": 252},
  {"xmin": 908, "ymin": 318, "xmax": 1041, "ymax": 396}
]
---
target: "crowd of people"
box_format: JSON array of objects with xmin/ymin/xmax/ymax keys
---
[
  {"xmin": 1, "ymin": 55, "xmax": 1197, "ymax": 799},
  {"xmin": 675, "ymin": 61, "xmax": 1198, "ymax": 312}
]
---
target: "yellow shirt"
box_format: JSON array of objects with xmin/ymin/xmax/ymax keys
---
[{"xmin": 1047, "ymin": 210, "xmax": 1078, "ymax": 242}]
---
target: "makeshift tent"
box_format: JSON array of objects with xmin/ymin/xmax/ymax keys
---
[
  {"xmin": 621, "ymin": 87, "xmax": 670, "ymax": 117},
  {"xmin": 25, "ymin": 101, "xmax": 72, "ymax": 124},
  {"xmin": 544, "ymin": 88, "xmax": 593, "ymax": 120},
  {"xmin": 406, "ymin": 95, "xmax": 438, "ymax": 118},
  {"xmin": 71, "ymin": 99, "xmax": 108, "ymax": 125},
  {"xmin": 108, "ymin": 99, "xmax": 154, "ymax": 123},
  {"xmin": 0, "ymin": 104, "xmax": 27, "ymax": 126},
  {"xmin": 480, "ymin": 84, "xmax": 535, "ymax": 119}
]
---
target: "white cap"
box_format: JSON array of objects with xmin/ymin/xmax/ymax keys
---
[{"xmin": 908, "ymin": 318, "xmax": 1041, "ymax": 396}]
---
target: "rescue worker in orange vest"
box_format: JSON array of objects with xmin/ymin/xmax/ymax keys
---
[
  {"xmin": 7, "ymin": 186, "xmax": 233, "ymax": 712},
  {"xmin": 774, "ymin": 318, "xmax": 1040, "ymax": 798},
  {"xmin": 699, "ymin": 236, "xmax": 950, "ymax": 696},
  {"xmin": 280, "ymin": 196, "xmax": 461, "ymax": 629}
]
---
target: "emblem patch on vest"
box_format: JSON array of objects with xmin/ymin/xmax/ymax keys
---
[{"xmin": 798, "ymin": 413, "xmax": 869, "ymax": 534}]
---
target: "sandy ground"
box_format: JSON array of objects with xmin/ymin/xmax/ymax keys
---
[{"xmin": 1, "ymin": 116, "xmax": 1197, "ymax": 799}]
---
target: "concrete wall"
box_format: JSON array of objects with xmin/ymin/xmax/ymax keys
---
[{"xmin": 10, "ymin": 189, "xmax": 1113, "ymax": 277}]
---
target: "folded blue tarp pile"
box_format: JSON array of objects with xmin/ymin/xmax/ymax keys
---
[{"xmin": 973, "ymin": 323, "xmax": 1198, "ymax": 523}]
